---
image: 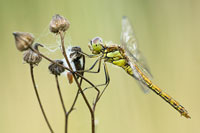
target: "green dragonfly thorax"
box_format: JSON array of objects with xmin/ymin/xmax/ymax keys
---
[{"xmin": 88, "ymin": 37, "xmax": 104, "ymax": 54}]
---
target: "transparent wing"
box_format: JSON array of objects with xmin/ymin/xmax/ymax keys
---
[{"xmin": 120, "ymin": 16, "xmax": 153, "ymax": 93}]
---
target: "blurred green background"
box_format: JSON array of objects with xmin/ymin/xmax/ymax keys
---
[{"xmin": 1, "ymin": 0, "xmax": 200, "ymax": 132}]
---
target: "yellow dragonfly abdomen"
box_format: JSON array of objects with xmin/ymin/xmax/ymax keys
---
[
  {"xmin": 133, "ymin": 64, "xmax": 191, "ymax": 118},
  {"xmin": 103, "ymin": 46, "xmax": 190, "ymax": 118}
]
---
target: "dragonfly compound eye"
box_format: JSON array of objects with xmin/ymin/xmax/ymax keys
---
[{"xmin": 92, "ymin": 37, "xmax": 103, "ymax": 44}]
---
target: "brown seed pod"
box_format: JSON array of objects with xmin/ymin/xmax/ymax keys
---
[
  {"xmin": 48, "ymin": 60, "xmax": 65, "ymax": 76},
  {"xmin": 23, "ymin": 43, "xmax": 42, "ymax": 65},
  {"xmin": 13, "ymin": 32, "xmax": 34, "ymax": 51},
  {"xmin": 49, "ymin": 14, "xmax": 70, "ymax": 34}
]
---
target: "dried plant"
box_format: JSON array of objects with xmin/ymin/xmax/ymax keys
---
[{"xmin": 13, "ymin": 14, "xmax": 108, "ymax": 133}]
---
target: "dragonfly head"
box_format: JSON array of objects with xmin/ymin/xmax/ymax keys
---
[{"xmin": 88, "ymin": 37, "xmax": 104, "ymax": 54}]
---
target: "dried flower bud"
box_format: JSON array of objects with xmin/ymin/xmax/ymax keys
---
[
  {"xmin": 48, "ymin": 60, "xmax": 65, "ymax": 75},
  {"xmin": 49, "ymin": 14, "xmax": 70, "ymax": 34},
  {"xmin": 13, "ymin": 32, "xmax": 34, "ymax": 51},
  {"xmin": 23, "ymin": 43, "xmax": 43, "ymax": 65}
]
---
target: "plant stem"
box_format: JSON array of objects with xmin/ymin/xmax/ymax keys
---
[
  {"xmin": 29, "ymin": 42, "xmax": 101, "ymax": 133},
  {"xmin": 55, "ymin": 75, "xmax": 67, "ymax": 114},
  {"xmin": 59, "ymin": 31, "xmax": 96, "ymax": 133},
  {"xmin": 55, "ymin": 74, "xmax": 82, "ymax": 133},
  {"xmin": 28, "ymin": 47, "xmax": 98, "ymax": 92},
  {"xmin": 66, "ymin": 57, "xmax": 85, "ymax": 132},
  {"xmin": 29, "ymin": 64, "xmax": 54, "ymax": 133},
  {"xmin": 54, "ymin": 75, "xmax": 68, "ymax": 133}
]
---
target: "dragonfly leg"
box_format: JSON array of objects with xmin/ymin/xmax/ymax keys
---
[
  {"xmin": 76, "ymin": 58, "xmax": 102, "ymax": 73},
  {"xmin": 97, "ymin": 62, "xmax": 110, "ymax": 100},
  {"xmin": 82, "ymin": 62, "xmax": 110, "ymax": 99},
  {"xmin": 78, "ymin": 51, "xmax": 100, "ymax": 58}
]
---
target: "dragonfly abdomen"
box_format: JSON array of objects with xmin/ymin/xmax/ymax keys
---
[
  {"xmin": 149, "ymin": 83, "xmax": 190, "ymax": 118},
  {"xmin": 122, "ymin": 64, "xmax": 133, "ymax": 75},
  {"xmin": 134, "ymin": 65, "xmax": 191, "ymax": 118}
]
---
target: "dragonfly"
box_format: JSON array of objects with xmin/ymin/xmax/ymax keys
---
[{"xmin": 79, "ymin": 16, "xmax": 190, "ymax": 118}]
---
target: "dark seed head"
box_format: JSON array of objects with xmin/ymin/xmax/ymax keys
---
[
  {"xmin": 69, "ymin": 46, "xmax": 82, "ymax": 62},
  {"xmin": 23, "ymin": 43, "xmax": 42, "ymax": 65},
  {"xmin": 48, "ymin": 60, "xmax": 65, "ymax": 75}
]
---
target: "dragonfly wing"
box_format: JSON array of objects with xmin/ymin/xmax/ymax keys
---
[
  {"xmin": 136, "ymin": 80, "xmax": 151, "ymax": 93},
  {"xmin": 120, "ymin": 16, "xmax": 153, "ymax": 93},
  {"xmin": 129, "ymin": 61, "xmax": 151, "ymax": 93}
]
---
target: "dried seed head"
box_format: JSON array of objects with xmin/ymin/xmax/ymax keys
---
[
  {"xmin": 13, "ymin": 32, "xmax": 34, "ymax": 51},
  {"xmin": 66, "ymin": 46, "xmax": 84, "ymax": 78},
  {"xmin": 23, "ymin": 43, "xmax": 43, "ymax": 65},
  {"xmin": 69, "ymin": 46, "xmax": 82, "ymax": 62},
  {"xmin": 48, "ymin": 60, "xmax": 65, "ymax": 75},
  {"xmin": 49, "ymin": 14, "xmax": 70, "ymax": 34}
]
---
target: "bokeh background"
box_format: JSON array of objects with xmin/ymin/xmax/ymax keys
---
[{"xmin": 1, "ymin": 0, "xmax": 200, "ymax": 133}]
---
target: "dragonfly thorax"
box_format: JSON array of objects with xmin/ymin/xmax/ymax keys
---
[{"xmin": 102, "ymin": 46, "xmax": 128, "ymax": 67}]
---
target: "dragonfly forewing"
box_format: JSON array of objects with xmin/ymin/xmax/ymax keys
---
[{"xmin": 120, "ymin": 16, "xmax": 153, "ymax": 92}]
